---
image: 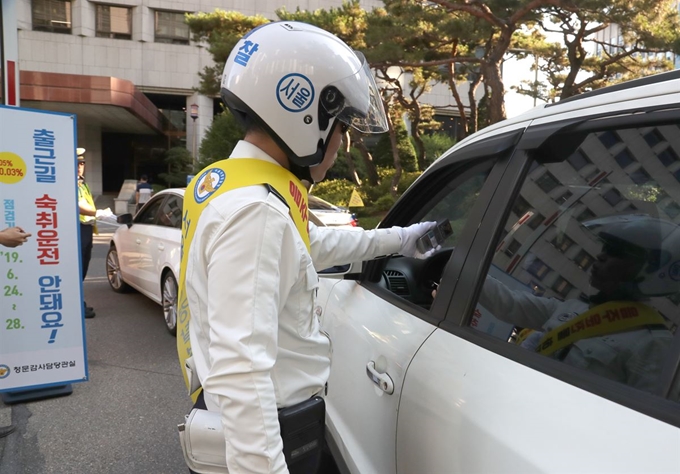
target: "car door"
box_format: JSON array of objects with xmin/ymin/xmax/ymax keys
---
[
  {"xmin": 133, "ymin": 194, "xmax": 183, "ymax": 300},
  {"xmin": 148, "ymin": 193, "xmax": 183, "ymax": 295},
  {"xmin": 396, "ymin": 109, "xmax": 680, "ymax": 472},
  {"xmin": 319, "ymin": 130, "xmax": 522, "ymax": 474},
  {"xmin": 119, "ymin": 196, "xmax": 165, "ymax": 292}
]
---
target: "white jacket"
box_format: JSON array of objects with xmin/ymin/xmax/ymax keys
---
[
  {"xmin": 185, "ymin": 141, "xmax": 402, "ymax": 474},
  {"xmin": 479, "ymin": 276, "xmax": 672, "ymax": 393}
]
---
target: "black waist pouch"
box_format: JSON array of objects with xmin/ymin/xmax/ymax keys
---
[{"xmin": 278, "ymin": 396, "xmax": 325, "ymax": 474}]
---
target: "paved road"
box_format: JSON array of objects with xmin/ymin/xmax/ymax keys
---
[{"xmin": 0, "ymin": 223, "xmax": 193, "ymax": 473}]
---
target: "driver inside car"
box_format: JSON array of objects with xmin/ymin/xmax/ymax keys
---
[{"xmin": 440, "ymin": 215, "xmax": 677, "ymax": 393}]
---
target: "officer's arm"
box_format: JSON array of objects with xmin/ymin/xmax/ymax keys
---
[
  {"xmin": 479, "ymin": 276, "xmax": 558, "ymax": 330},
  {"xmin": 309, "ymin": 222, "xmax": 401, "ymax": 271}
]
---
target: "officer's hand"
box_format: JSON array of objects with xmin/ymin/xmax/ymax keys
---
[{"xmin": 396, "ymin": 221, "xmax": 440, "ymax": 259}]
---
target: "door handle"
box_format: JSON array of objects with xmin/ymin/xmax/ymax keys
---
[
  {"xmin": 366, "ymin": 361, "xmax": 394, "ymax": 395},
  {"xmin": 158, "ymin": 243, "xmax": 165, "ymax": 251}
]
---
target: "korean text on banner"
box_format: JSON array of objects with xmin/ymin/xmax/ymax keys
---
[{"xmin": 0, "ymin": 106, "xmax": 88, "ymax": 392}]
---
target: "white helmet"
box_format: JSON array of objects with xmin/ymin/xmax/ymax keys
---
[
  {"xmin": 582, "ymin": 214, "xmax": 680, "ymax": 297},
  {"xmin": 221, "ymin": 21, "xmax": 388, "ymax": 174}
]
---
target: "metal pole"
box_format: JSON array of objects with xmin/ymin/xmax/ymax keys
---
[{"xmin": 192, "ymin": 118, "xmax": 197, "ymax": 167}]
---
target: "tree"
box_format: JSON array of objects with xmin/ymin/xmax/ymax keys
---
[
  {"xmin": 536, "ymin": 0, "xmax": 680, "ymax": 99},
  {"xmin": 186, "ymin": 11, "xmax": 269, "ymax": 96},
  {"xmin": 158, "ymin": 147, "xmax": 193, "ymax": 187},
  {"xmin": 195, "ymin": 109, "xmax": 244, "ymax": 171}
]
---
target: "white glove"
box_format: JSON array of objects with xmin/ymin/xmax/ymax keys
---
[
  {"xmin": 96, "ymin": 208, "xmax": 118, "ymax": 224},
  {"xmin": 95, "ymin": 207, "xmax": 114, "ymax": 219},
  {"xmin": 396, "ymin": 221, "xmax": 439, "ymax": 259}
]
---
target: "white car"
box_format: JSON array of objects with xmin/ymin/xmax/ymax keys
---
[
  {"xmin": 105, "ymin": 188, "xmax": 329, "ymax": 335},
  {"xmin": 308, "ymin": 194, "xmax": 359, "ymax": 228},
  {"xmin": 318, "ymin": 70, "xmax": 680, "ymax": 473},
  {"xmin": 106, "ymin": 188, "xmax": 183, "ymax": 335}
]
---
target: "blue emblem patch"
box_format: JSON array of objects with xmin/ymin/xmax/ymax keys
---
[
  {"xmin": 276, "ymin": 73, "xmax": 315, "ymax": 112},
  {"xmin": 669, "ymin": 260, "xmax": 680, "ymax": 281},
  {"xmin": 194, "ymin": 168, "xmax": 225, "ymax": 204},
  {"xmin": 0, "ymin": 364, "xmax": 10, "ymax": 379}
]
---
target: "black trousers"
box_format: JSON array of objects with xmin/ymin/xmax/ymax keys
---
[{"xmin": 80, "ymin": 223, "xmax": 93, "ymax": 280}]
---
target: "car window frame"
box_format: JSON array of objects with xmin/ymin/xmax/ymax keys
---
[
  {"xmin": 441, "ymin": 107, "xmax": 680, "ymax": 427},
  {"xmin": 358, "ymin": 130, "xmax": 524, "ymax": 326},
  {"xmin": 133, "ymin": 194, "xmax": 168, "ymax": 226},
  {"xmin": 157, "ymin": 194, "xmax": 183, "ymax": 229}
]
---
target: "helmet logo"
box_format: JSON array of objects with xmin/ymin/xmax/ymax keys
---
[
  {"xmin": 276, "ymin": 73, "xmax": 315, "ymax": 112},
  {"xmin": 194, "ymin": 168, "xmax": 225, "ymax": 204},
  {"xmin": 234, "ymin": 40, "xmax": 259, "ymax": 67},
  {"xmin": 669, "ymin": 261, "xmax": 680, "ymax": 281}
]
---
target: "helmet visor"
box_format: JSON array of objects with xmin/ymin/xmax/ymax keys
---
[{"xmin": 324, "ymin": 52, "xmax": 389, "ymax": 134}]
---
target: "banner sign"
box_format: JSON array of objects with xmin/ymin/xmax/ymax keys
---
[{"xmin": 0, "ymin": 105, "xmax": 88, "ymax": 392}]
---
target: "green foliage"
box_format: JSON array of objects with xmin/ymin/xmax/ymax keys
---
[
  {"xmin": 186, "ymin": 11, "xmax": 269, "ymax": 96},
  {"xmin": 158, "ymin": 147, "xmax": 193, "ymax": 187},
  {"xmin": 195, "ymin": 109, "xmax": 244, "ymax": 172},
  {"xmin": 372, "ymin": 120, "xmax": 418, "ymax": 171},
  {"xmin": 310, "ymin": 179, "xmax": 357, "ymax": 207},
  {"xmin": 421, "ymin": 133, "xmax": 457, "ymax": 167},
  {"xmin": 311, "ymin": 166, "xmax": 421, "ymax": 223}
]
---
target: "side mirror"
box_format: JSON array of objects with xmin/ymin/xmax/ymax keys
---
[
  {"xmin": 117, "ymin": 213, "xmax": 133, "ymax": 228},
  {"xmin": 318, "ymin": 261, "xmax": 362, "ymax": 279}
]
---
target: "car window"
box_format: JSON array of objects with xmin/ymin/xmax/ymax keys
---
[
  {"xmin": 376, "ymin": 163, "xmax": 493, "ymax": 310},
  {"xmin": 134, "ymin": 197, "xmax": 164, "ymax": 225},
  {"xmin": 158, "ymin": 195, "xmax": 183, "ymax": 229},
  {"xmin": 472, "ymin": 122, "xmax": 680, "ymax": 400}
]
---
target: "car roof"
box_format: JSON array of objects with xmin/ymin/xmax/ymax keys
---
[{"xmin": 433, "ymin": 69, "xmax": 680, "ymax": 167}]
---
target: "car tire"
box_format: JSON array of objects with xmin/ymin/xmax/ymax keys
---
[
  {"xmin": 106, "ymin": 245, "xmax": 131, "ymax": 293},
  {"xmin": 162, "ymin": 272, "xmax": 178, "ymax": 336}
]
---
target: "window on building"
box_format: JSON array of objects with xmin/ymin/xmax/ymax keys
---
[
  {"xmin": 574, "ymin": 250, "xmax": 595, "ymax": 271},
  {"xmin": 630, "ymin": 167, "xmax": 651, "ymax": 185},
  {"xmin": 602, "ymin": 187, "xmax": 623, "ymax": 206},
  {"xmin": 552, "ymin": 277, "xmax": 573, "ymax": 298},
  {"xmin": 567, "ymin": 149, "xmax": 591, "ymax": 171},
  {"xmin": 511, "ymin": 195, "xmax": 531, "ymax": 218},
  {"xmin": 96, "ymin": 5, "xmax": 132, "ymax": 39},
  {"xmin": 577, "ymin": 207, "xmax": 596, "ymax": 222},
  {"xmin": 528, "ymin": 213, "xmax": 544, "ymax": 230},
  {"xmin": 535, "ymin": 171, "xmax": 560, "ymax": 194},
  {"xmin": 658, "ymin": 147, "xmax": 679, "ymax": 167},
  {"xmin": 644, "ymin": 129, "xmax": 665, "ymax": 148},
  {"xmin": 664, "ymin": 201, "xmax": 680, "ymax": 219},
  {"xmin": 155, "ymin": 10, "xmax": 190, "ymax": 45},
  {"xmin": 555, "ymin": 190, "xmax": 573, "ymax": 205},
  {"xmin": 551, "ymin": 234, "xmax": 574, "ymax": 253},
  {"xmin": 504, "ymin": 239, "xmax": 521, "ymax": 257},
  {"xmin": 614, "ymin": 149, "xmax": 635, "ymax": 168},
  {"xmin": 526, "ymin": 257, "xmax": 550, "ymax": 279},
  {"xmin": 32, "ymin": 0, "xmax": 72, "ymax": 33},
  {"xmin": 584, "ymin": 168, "xmax": 603, "ymax": 183},
  {"xmin": 599, "ymin": 131, "xmax": 621, "ymax": 149}
]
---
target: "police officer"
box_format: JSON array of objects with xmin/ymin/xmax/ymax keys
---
[
  {"xmin": 180, "ymin": 22, "xmax": 436, "ymax": 474},
  {"xmin": 77, "ymin": 148, "xmax": 97, "ymax": 318},
  {"xmin": 478, "ymin": 214, "xmax": 678, "ymax": 393}
]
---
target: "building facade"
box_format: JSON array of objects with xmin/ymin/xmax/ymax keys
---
[{"xmin": 7, "ymin": 0, "xmax": 391, "ymax": 196}]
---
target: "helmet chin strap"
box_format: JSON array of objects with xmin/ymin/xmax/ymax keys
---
[{"xmin": 289, "ymin": 161, "xmax": 313, "ymax": 183}]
